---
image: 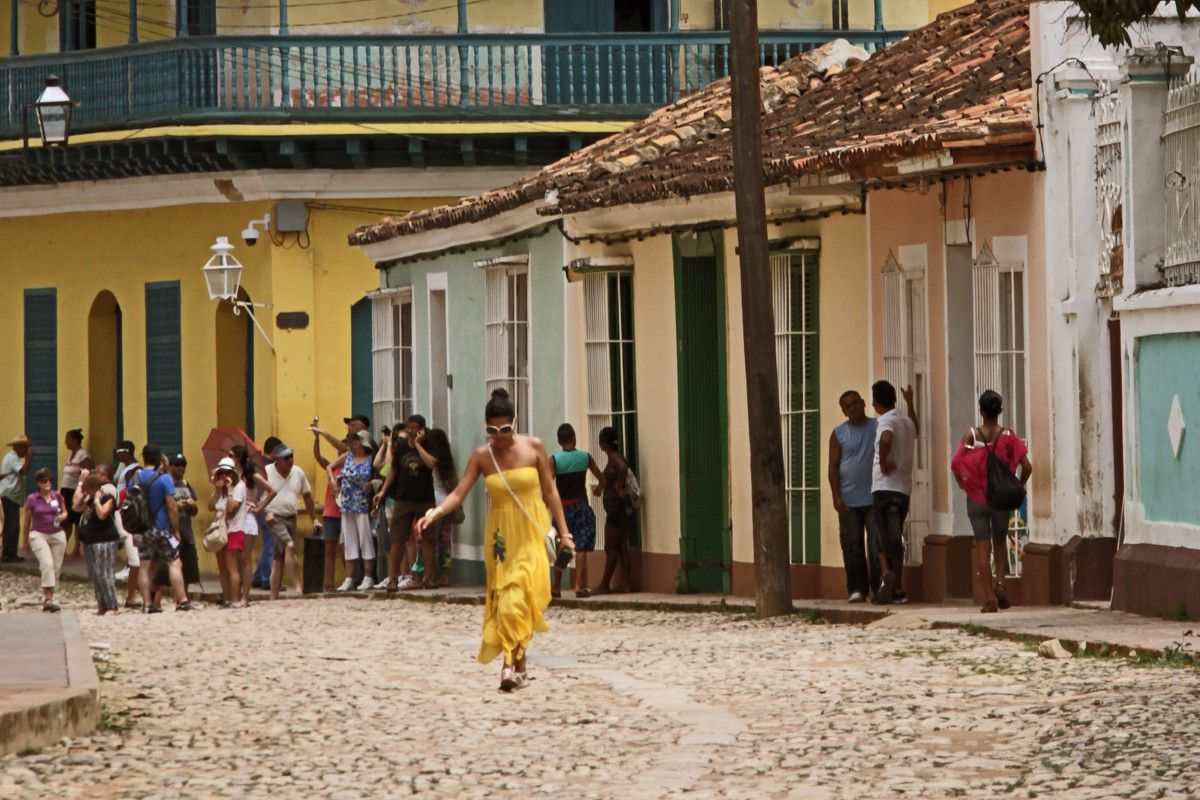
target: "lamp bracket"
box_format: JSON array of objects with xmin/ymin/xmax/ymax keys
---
[{"xmin": 231, "ymin": 300, "xmax": 275, "ymax": 352}]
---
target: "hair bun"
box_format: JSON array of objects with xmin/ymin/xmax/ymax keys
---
[{"xmin": 490, "ymin": 387, "xmax": 510, "ymax": 401}]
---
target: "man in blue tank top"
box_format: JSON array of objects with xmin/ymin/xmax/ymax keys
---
[{"xmin": 828, "ymin": 390, "xmax": 881, "ymax": 602}]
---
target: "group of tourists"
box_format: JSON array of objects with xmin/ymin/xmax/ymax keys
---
[{"xmin": 830, "ymin": 380, "xmax": 1032, "ymax": 612}]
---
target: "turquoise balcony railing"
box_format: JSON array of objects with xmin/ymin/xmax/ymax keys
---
[{"xmin": 0, "ymin": 30, "xmax": 901, "ymax": 137}]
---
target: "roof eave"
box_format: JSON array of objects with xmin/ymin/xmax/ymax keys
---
[{"xmin": 356, "ymin": 201, "xmax": 550, "ymax": 265}]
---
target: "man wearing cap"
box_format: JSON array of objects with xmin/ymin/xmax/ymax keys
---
[
  {"xmin": 310, "ymin": 414, "xmax": 373, "ymax": 456},
  {"xmin": 134, "ymin": 443, "xmax": 194, "ymax": 612},
  {"xmin": 263, "ymin": 443, "xmax": 322, "ymax": 600},
  {"xmin": 0, "ymin": 435, "xmax": 33, "ymax": 562}
]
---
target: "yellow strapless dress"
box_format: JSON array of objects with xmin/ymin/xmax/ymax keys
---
[{"xmin": 479, "ymin": 466, "xmax": 552, "ymax": 665}]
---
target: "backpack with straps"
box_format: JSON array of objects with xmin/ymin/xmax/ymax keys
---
[
  {"xmin": 120, "ymin": 467, "xmax": 166, "ymax": 533},
  {"xmin": 979, "ymin": 428, "xmax": 1026, "ymax": 512}
]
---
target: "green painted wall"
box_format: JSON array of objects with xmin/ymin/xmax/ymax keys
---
[
  {"xmin": 380, "ymin": 228, "xmax": 567, "ymax": 581},
  {"xmin": 1136, "ymin": 332, "xmax": 1200, "ymax": 523}
]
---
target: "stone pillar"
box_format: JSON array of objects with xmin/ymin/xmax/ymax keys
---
[{"xmin": 1119, "ymin": 47, "xmax": 1194, "ymax": 292}]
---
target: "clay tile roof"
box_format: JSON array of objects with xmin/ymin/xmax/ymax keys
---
[
  {"xmin": 348, "ymin": 39, "xmax": 852, "ymax": 247},
  {"xmin": 549, "ymin": 0, "xmax": 1032, "ymax": 214}
]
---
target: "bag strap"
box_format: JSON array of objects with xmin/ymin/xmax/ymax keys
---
[
  {"xmin": 487, "ymin": 445, "xmax": 549, "ymax": 537},
  {"xmin": 133, "ymin": 467, "xmax": 168, "ymax": 521}
]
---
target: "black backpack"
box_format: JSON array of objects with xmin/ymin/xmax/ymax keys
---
[
  {"xmin": 981, "ymin": 428, "xmax": 1026, "ymax": 512},
  {"xmin": 120, "ymin": 467, "xmax": 166, "ymax": 533}
]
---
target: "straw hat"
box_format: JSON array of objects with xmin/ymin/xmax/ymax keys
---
[{"xmin": 7, "ymin": 435, "xmax": 32, "ymax": 447}]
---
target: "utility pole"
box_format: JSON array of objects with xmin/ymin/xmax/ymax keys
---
[{"xmin": 729, "ymin": 0, "xmax": 793, "ymax": 618}]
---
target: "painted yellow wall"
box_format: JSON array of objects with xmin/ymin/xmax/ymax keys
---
[
  {"xmin": 1, "ymin": 0, "xmax": 962, "ymax": 56},
  {"xmin": 629, "ymin": 234, "xmax": 683, "ymax": 556},
  {"xmin": 0, "ymin": 193, "xmax": 452, "ymax": 575}
]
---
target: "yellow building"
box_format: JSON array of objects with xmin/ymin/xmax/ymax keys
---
[{"xmin": 1, "ymin": 0, "xmax": 954, "ymax": 581}]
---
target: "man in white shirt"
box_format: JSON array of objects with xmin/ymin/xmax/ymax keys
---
[
  {"xmin": 871, "ymin": 380, "xmax": 917, "ymax": 605},
  {"xmin": 263, "ymin": 443, "xmax": 322, "ymax": 600},
  {"xmin": 0, "ymin": 435, "xmax": 33, "ymax": 563}
]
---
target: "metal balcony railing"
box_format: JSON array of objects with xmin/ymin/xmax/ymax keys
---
[{"xmin": 0, "ymin": 30, "xmax": 901, "ymax": 137}]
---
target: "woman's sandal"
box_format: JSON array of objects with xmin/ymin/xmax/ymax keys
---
[
  {"xmin": 994, "ymin": 582, "xmax": 1011, "ymax": 610},
  {"xmin": 550, "ymin": 588, "xmax": 561, "ymax": 599},
  {"xmin": 575, "ymin": 588, "xmax": 591, "ymax": 599},
  {"xmin": 981, "ymin": 601, "xmax": 999, "ymax": 613},
  {"xmin": 499, "ymin": 665, "xmax": 517, "ymax": 693}
]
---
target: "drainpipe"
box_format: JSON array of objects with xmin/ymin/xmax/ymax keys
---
[
  {"xmin": 280, "ymin": 0, "xmax": 289, "ymax": 35},
  {"xmin": 129, "ymin": 0, "xmax": 138, "ymax": 43},
  {"xmin": 457, "ymin": 0, "xmax": 466, "ymax": 33},
  {"xmin": 873, "ymin": 0, "xmax": 883, "ymax": 31},
  {"xmin": 10, "ymin": 0, "xmax": 18, "ymax": 55}
]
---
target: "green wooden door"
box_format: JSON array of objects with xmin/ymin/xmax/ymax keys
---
[
  {"xmin": 350, "ymin": 298, "xmax": 373, "ymax": 428},
  {"xmin": 675, "ymin": 234, "xmax": 729, "ymax": 593}
]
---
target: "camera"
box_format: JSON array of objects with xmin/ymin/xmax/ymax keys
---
[
  {"xmin": 381, "ymin": 426, "xmax": 391, "ymax": 437},
  {"xmin": 242, "ymin": 213, "xmax": 271, "ymax": 247}
]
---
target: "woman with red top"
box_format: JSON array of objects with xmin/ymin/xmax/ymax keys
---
[{"xmin": 951, "ymin": 390, "xmax": 1033, "ymax": 613}]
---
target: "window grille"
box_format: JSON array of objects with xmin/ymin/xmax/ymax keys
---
[
  {"xmin": 1164, "ymin": 69, "xmax": 1200, "ymax": 287},
  {"xmin": 973, "ymin": 244, "xmax": 1029, "ymax": 576},
  {"xmin": 881, "ymin": 251, "xmax": 930, "ymax": 564},
  {"xmin": 484, "ymin": 263, "xmax": 530, "ymax": 430},
  {"xmin": 370, "ymin": 288, "xmax": 413, "ymax": 429},
  {"xmin": 1096, "ymin": 87, "xmax": 1124, "ymax": 297},
  {"xmin": 771, "ymin": 252, "xmax": 820, "ymax": 564},
  {"xmin": 583, "ymin": 270, "xmax": 638, "ymax": 544}
]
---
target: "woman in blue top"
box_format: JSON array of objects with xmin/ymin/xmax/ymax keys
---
[
  {"xmin": 550, "ymin": 423, "xmax": 604, "ymax": 598},
  {"xmin": 329, "ymin": 430, "xmax": 377, "ymax": 591}
]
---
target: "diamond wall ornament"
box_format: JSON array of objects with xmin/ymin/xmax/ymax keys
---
[{"xmin": 1167, "ymin": 395, "xmax": 1185, "ymax": 459}]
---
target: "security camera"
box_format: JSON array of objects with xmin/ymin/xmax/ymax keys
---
[{"xmin": 242, "ymin": 213, "xmax": 271, "ymax": 247}]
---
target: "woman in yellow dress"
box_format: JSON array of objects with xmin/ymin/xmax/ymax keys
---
[{"xmin": 416, "ymin": 388, "xmax": 574, "ymax": 692}]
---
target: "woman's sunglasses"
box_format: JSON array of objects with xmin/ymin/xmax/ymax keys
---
[{"xmin": 485, "ymin": 424, "xmax": 515, "ymax": 436}]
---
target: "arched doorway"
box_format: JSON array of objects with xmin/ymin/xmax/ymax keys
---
[
  {"xmin": 215, "ymin": 289, "xmax": 255, "ymax": 437},
  {"xmin": 88, "ymin": 292, "xmax": 123, "ymax": 463}
]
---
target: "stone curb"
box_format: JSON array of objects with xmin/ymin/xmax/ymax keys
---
[{"xmin": 0, "ymin": 613, "xmax": 100, "ymax": 757}]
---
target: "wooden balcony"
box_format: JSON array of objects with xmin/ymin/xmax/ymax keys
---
[{"xmin": 0, "ymin": 30, "xmax": 901, "ymax": 138}]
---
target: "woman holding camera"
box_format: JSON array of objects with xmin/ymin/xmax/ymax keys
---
[
  {"xmin": 73, "ymin": 471, "xmax": 121, "ymax": 615},
  {"xmin": 209, "ymin": 457, "xmax": 247, "ymax": 607},
  {"xmin": 416, "ymin": 388, "xmax": 573, "ymax": 692}
]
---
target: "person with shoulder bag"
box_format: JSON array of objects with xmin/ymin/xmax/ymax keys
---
[
  {"xmin": 951, "ymin": 390, "xmax": 1033, "ymax": 613},
  {"xmin": 74, "ymin": 472, "xmax": 122, "ymax": 615}
]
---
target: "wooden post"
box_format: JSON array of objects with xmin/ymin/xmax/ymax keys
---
[
  {"xmin": 11, "ymin": 0, "xmax": 19, "ymax": 55},
  {"xmin": 729, "ymin": 0, "xmax": 792, "ymax": 618},
  {"xmin": 279, "ymin": 0, "xmax": 289, "ymax": 35},
  {"xmin": 129, "ymin": 0, "xmax": 138, "ymax": 43}
]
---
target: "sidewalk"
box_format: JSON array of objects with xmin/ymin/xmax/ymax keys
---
[
  {"xmin": 0, "ymin": 612, "xmax": 99, "ymax": 756},
  {"xmin": 4, "ymin": 556, "xmax": 1197, "ymax": 658}
]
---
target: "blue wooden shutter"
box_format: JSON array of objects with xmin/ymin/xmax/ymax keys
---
[
  {"xmin": 145, "ymin": 281, "xmax": 183, "ymax": 455},
  {"xmin": 24, "ymin": 289, "xmax": 58, "ymax": 485}
]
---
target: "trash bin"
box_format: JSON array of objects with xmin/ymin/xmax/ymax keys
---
[{"xmin": 302, "ymin": 533, "xmax": 324, "ymax": 594}]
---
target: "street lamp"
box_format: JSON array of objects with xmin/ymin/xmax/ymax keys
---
[
  {"xmin": 203, "ymin": 236, "xmax": 275, "ymax": 352},
  {"xmin": 23, "ymin": 76, "xmax": 74, "ymax": 159}
]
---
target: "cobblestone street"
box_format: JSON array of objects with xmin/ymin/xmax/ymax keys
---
[{"xmin": 2, "ymin": 571, "xmax": 1199, "ymax": 799}]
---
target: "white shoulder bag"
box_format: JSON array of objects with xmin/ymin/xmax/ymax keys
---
[{"xmin": 487, "ymin": 446, "xmax": 560, "ymax": 564}]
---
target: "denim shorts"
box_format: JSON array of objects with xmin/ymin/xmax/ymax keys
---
[
  {"xmin": 967, "ymin": 498, "xmax": 1010, "ymax": 542},
  {"xmin": 321, "ymin": 515, "xmax": 342, "ymax": 543}
]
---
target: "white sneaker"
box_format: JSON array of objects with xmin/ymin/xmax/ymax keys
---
[
  {"xmin": 396, "ymin": 575, "xmax": 415, "ymax": 590},
  {"xmin": 357, "ymin": 577, "xmax": 374, "ymax": 591},
  {"xmin": 114, "ymin": 567, "xmax": 130, "ymax": 582},
  {"xmin": 374, "ymin": 578, "xmax": 393, "ymax": 591},
  {"xmin": 336, "ymin": 577, "xmax": 355, "ymax": 592},
  {"xmin": 848, "ymin": 591, "xmax": 866, "ymax": 603}
]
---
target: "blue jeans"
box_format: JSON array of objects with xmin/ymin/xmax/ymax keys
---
[
  {"xmin": 838, "ymin": 505, "xmax": 882, "ymax": 597},
  {"xmin": 252, "ymin": 512, "xmax": 273, "ymax": 585}
]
